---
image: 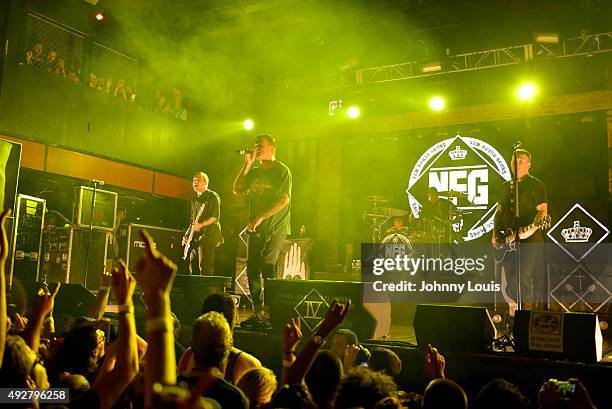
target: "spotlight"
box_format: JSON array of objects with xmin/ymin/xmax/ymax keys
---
[
  {"xmin": 95, "ymin": 11, "xmax": 104, "ymax": 21},
  {"xmin": 517, "ymin": 83, "xmax": 537, "ymax": 100},
  {"xmin": 243, "ymin": 119, "xmax": 254, "ymax": 131},
  {"xmin": 347, "ymin": 106, "xmax": 360, "ymax": 119},
  {"xmin": 429, "ymin": 96, "xmax": 445, "ymax": 111},
  {"xmin": 422, "ymin": 62, "xmax": 442, "ymax": 73}
]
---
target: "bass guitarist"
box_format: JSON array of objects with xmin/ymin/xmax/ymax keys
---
[
  {"xmin": 183, "ymin": 171, "xmax": 223, "ymax": 275},
  {"xmin": 492, "ymin": 148, "xmax": 548, "ymax": 312}
]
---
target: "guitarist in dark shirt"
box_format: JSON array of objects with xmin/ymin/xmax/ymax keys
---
[
  {"xmin": 183, "ymin": 171, "xmax": 223, "ymax": 276},
  {"xmin": 492, "ymin": 149, "xmax": 548, "ymax": 312}
]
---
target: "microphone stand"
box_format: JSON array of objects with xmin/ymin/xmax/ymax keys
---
[
  {"xmin": 511, "ymin": 143, "xmax": 522, "ymax": 311},
  {"xmin": 84, "ymin": 181, "xmax": 100, "ymax": 289}
]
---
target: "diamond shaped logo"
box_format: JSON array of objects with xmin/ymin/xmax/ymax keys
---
[
  {"xmin": 406, "ymin": 135, "xmax": 511, "ymax": 241},
  {"xmin": 549, "ymin": 265, "xmax": 612, "ymax": 312},
  {"xmin": 294, "ymin": 289, "xmax": 329, "ymax": 332},
  {"xmin": 547, "ymin": 203, "xmax": 609, "ymax": 262}
]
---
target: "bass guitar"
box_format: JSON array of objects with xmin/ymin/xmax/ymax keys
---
[
  {"xmin": 493, "ymin": 215, "xmax": 551, "ymax": 263},
  {"xmin": 183, "ymin": 204, "xmax": 206, "ymax": 260}
]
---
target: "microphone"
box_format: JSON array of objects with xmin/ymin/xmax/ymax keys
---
[
  {"xmin": 235, "ymin": 149, "xmax": 253, "ymax": 155},
  {"xmin": 511, "ymin": 141, "xmax": 522, "ymax": 149},
  {"xmin": 91, "ymin": 179, "xmax": 105, "ymax": 186}
]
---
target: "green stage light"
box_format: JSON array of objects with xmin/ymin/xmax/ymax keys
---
[
  {"xmin": 347, "ymin": 106, "xmax": 360, "ymax": 119},
  {"xmin": 517, "ymin": 83, "xmax": 537, "ymax": 100},
  {"xmin": 243, "ymin": 119, "xmax": 254, "ymax": 131},
  {"xmin": 429, "ymin": 96, "xmax": 445, "ymax": 111}
]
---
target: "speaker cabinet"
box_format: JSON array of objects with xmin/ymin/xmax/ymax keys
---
[
  {"xmin": 414, "ymin": 304, "xmax": 497, "ymax": 353},
  {"xmin": 514, "ymin": 310, "xmax": 603, "ymax": 363}
]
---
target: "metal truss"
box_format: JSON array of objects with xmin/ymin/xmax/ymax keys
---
[{"xmin": 254, "ymin": 32, "xmax": 612, "ymax": 97}]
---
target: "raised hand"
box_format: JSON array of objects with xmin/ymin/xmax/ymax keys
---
[
  {"xmin": 343, "ymin": 344, "xmax": 360, "ymax": 369},
  {"xmin": 283, "ymin": 317, "xmax": 302, "ymax": 353},
  {"xmin": 424, "ymin": 344, "xmax": 446, "ymax": 379},
  {"xmin": 0, "ymin": 209, "xmax": 11, "ymax": 264},
  {"xmin": 32, "ymin": 283, "xmax": 61, "ymax": 319},
  {"xmin": 135, "ymin": 229, "xmax": 177, "ymax": 298},
  {"xmin": 318, "ymin": 299, "xmax": 351, "ymax": 337},
  {"xmin": 111, "ymin": 260, "xmax": 136, "ymax": 305}
]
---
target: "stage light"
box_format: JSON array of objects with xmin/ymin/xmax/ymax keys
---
[
  {"xmin": 347, "ymin": 106, "xmax": 360, "ymax": 119},
  {"xmin": 517, "ymin": 83, "xmax": 537, "ymax": 100},
  {"xmin": 534, "ymin": 32, "xmax": 559, "ymax": 44},
  {"xmin": 243, "ymin": 119, "xmax": 254, "ymax": 131},
  {"xmin": 422, "ymin": 62, "xmax": 442, "ymax": 73},
  {"xmin": 95, "ymin": 11, "xmax": 104, "ymax": 21},
  {"xmin": 429, "ymin": 96, "xmax": 445, "ymax": 111}
]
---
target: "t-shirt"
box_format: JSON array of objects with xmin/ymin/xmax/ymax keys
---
[
  {"xmin": 495, "ymin": 174, "xmax": 547, "ymax": 242},
  {"xmin": 246, "ymin": 161, "xmax": 292, "ymax": 236},
  {"xmin": 178, "ymin": 375, "xmax": 248, "ymax": 409},
  {"xmin": 190, "ymin": 189, "xmax": 222, "ymax": 241}
]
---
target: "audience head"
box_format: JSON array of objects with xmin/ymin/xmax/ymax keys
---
[
  {"xmin": 269, "ymin": 383, "xmax": 317, "ymax": 409},
  {"xmin": 423, "ymin": 378, "xmax": 467, "ymax": 409},
  {"xmin": 236, "ymin": 367, "xmax": 277, "ymax": 409},
  {"xmin": 331, "ymin": 328, "xmax": 358, "ymax": 360},
  {"xmin": 201, "ymin": 292, "xmax": 238, "ymax": 330},
  {"xmin": 170, "ymin": 312, "xmax": 181, "ymax": 340},
  {"xmin": 56, "ymin": 373, "xmax": 90, "ymax": 398},
  {"xmin": 0, "ymin": 334, "xmax": 49, "ymax": 388},
  {"xmin": 54, "ymin": 323, "xmax": 105, "ymax": 380},
  {"xmin": 368, "ymin": 347, "xmax": 402, "ymax": 378},
  {"xmin": 473, "ymin": 378, "xmax": 528, "ymax": 409},
  {"xmin": 304, "ymin": 351, "xmax": 342, "ymax": 407},
  {"xmin": 191, "ymin": 311, "xmax": 232, "ymax": 369},
  {"xmin": 335, "ymin": 367, "xmax": 397, "ymax": 409}
]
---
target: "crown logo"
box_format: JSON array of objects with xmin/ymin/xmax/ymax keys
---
[
  {"xmin": 561, "ymin": 221, "xmax": 592, "ymax": 243},
  {"xmin": 448, "ymin": 146, "xmax": 467, "ymax": 160}
]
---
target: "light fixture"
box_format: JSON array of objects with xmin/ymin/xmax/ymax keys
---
[
  {"xmin": 347, "ymin": 106, "xmax": 360, "ymax": 119},
  {"xmin": 429, "ymin": 96, "xmax": 445, "ymax": 111},
  {"xmin": 534, "ymin": 32, "xmax": 559, "ymax": 44},
  {"xmin": 243, "ymin": 119, "xmax": 254, "ymax": 131},
  {"xmin": 422, "ymin": 62, "xmax": 442, "ymax": 73}
]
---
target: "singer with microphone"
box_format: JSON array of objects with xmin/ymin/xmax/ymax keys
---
[
  {"xmin": 183, "ymin": 171, "xmax": 223, "ymax": 276},
  {"xmin": 233, "ymin": 134, "xmax": 291, "ymax": 322},
  {"xmin": 492, "ymin": 147, "xmax": 548, "ymax": 314}
]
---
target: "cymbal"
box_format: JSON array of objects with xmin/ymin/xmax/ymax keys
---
[
  {"xmin": 364, "ymin": 195, "xmax": 389, "ymax": 203},
  {"xmin": 374, "ymin": 207, "xmax": 409, "ymax": 217},
  {"xmin": 439, "ymin": 190, "xmax": 468, "ymax": 198}
]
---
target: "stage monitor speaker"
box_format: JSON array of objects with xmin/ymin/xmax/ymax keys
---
[
  {"xmin": 124, "ymin": 223, "xmax": 183, "ymax": 272},
  {"xmin": 266, "ymin": 279, "xmax": 391, "ymax": 340},
  {"xmin": 514, "ymin": 310, "xmax": 603, "ymax": 363},
  {"xmin": 133, "ymin": 275, "xmax": 232, "ymax": 327},
  {"xmin": 9, "ymin": 280, "xmax": 94, "ymax": 334},
  {"xmin": 414, "ymin": 304, "xmax": 497, "ymax": 353},
  {"xmin": 74, "ymin": 186, "xmax": 117, "ymax": 231}
]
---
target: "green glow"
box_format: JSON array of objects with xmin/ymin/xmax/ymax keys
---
[{"xmin": 243, "ymin": 119, "xmax": 254, "ymax": 130}]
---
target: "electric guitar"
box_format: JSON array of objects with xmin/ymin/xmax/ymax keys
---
[
  {"xmin": 183, "ymin": 203, "xmax": 206, "ymax": 260},
  {"xmin": 493, "ymin": 215, "xmax": 551, "ymax": 263}
]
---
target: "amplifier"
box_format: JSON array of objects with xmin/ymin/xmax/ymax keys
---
[
  {"xmin": 10, "ymin": 195, "xmax": 45, "ymax": 284},
  {"xmin": 123, "ymin": 223, "xmax": 183, "ymax": 272},
  {"xmin": 73, "ymin": 186, "xmax": 118, "ymax": 231},
  {"xmin": 42, "ymin": 227, "xmax": 109, "ymax": 290}
]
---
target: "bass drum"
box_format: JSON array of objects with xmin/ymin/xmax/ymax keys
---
[{"xmin": 381, "ymin": 233, "xmax": 413, "ymax": 255}]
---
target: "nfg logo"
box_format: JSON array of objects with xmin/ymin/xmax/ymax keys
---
[{"xmin": 406, "ymin": 135, "xmax": 511, "ymax": 241}]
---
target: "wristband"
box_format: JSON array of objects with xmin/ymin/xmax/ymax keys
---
[
  {"xmin": 118, "ymin": 304, "xmax": 134, "ymax": 314},
  {"xmin": 146, "ymin": 316, "xmax": 171, "ymax": 333}
]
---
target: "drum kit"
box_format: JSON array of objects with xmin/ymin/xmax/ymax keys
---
[{"xmin": 363, "ymin": 192, "xmax": 472, "ymax": 246}]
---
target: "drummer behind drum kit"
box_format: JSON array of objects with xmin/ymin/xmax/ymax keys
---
[{"xmin": 363, "ymin": 192, "xmax": 472, "ymax": 246}]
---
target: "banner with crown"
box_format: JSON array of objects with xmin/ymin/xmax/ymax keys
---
[{"xmin": 547, "ymin": 203, "xmax": 609, "ymax": 262}]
